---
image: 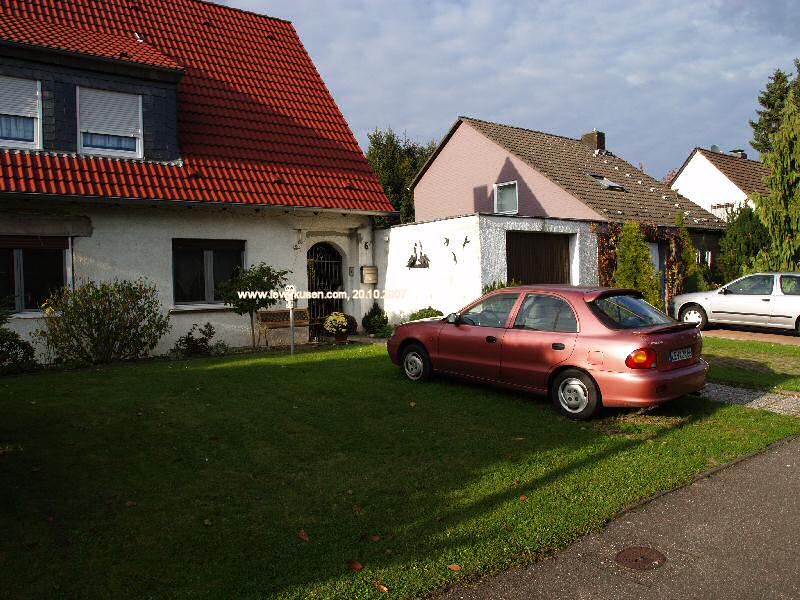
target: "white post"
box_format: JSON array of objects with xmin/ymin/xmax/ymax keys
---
[{"xmin": 284, "ymin": 284, "xmax": 296, "ymax": 355}]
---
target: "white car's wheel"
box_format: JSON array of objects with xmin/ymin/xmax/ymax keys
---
[{"xmin": 679, "ymin": 304, "xmax": 708, "ymax": 330}]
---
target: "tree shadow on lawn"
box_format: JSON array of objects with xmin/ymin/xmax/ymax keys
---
[
  {"xmin": 0, "ymin": 350, "xmax": 748, "ymax": 599},
  {"xmin": 704, "ymin": 354, "xmax": 800, "ymax": 389}
]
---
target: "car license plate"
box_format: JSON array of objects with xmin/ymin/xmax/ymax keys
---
[{"xmin": 669, "ymin": 347, "xmax": 692, "ymax": 362}]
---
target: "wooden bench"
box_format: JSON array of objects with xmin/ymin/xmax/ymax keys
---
[{"xmin": 257, "ymin": 308, "xmax": 310, "ymax": 346}]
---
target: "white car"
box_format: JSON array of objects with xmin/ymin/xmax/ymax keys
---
[{"xmin": 672, "ymin": 272, "xmax": 800, "ymax": 335}]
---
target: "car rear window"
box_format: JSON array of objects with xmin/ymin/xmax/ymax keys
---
[{"xmin": 591, "ymin": 294, "xmax": 673, "ymax": 329}]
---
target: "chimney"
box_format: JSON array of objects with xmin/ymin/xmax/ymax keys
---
[
  {"xmin": 581, "ymin": 129, "xmax": 605, "ymax": 152},
  {"xmin": 730, "ymin": 149, "xmax": 748, "ymax": 159}
]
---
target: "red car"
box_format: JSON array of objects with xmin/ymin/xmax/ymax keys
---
[{"xmin": 387, "ymin": 286, "xmax": 708, "ymax": 420}]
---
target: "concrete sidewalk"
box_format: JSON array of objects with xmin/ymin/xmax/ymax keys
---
[{"xmin": 441, "ymin": 436, "xmax": 800, "ymax": 600}]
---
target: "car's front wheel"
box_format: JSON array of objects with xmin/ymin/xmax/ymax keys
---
[
  {"xmin": 679, "ymin": 304, "xmax": 708, "ymax": 330},
  {"xmin": 550, "ymin": 369, "xmax": 601, "ymax": 420},
  {"xmin": 401, "ymin": 343, "xmax": 432, "ymax": 382}
]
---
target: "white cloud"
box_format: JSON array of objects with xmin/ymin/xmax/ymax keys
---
[{"xmin": 220, "ymin": 0, "xmax": 799, "ymax": 178}]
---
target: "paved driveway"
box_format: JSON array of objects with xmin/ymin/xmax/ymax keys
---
[
  {"xmin": 703, "ymin": 326, "xmax": 800, "ymax": 346},
  {"xmin": 440, "ymin": 436, "xmax": 800, "ymax": 600}
]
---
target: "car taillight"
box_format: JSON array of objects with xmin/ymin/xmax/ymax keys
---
[{"xmin": 625, "ymin": 348, "xmax": 657, "ymax": 369}]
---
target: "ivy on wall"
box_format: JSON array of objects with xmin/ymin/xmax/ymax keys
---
[{"xmin": 592, "ymin": 220, "xmax": 697, "ymax": 306}]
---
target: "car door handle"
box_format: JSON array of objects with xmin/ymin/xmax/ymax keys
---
[
  {"xmin": 762, "ymin": 298, "xmax": 771, "ymax": 302},
  {"xmin": 552, "ymin": 343, "xmax": 565, "ymax": 350},
  {"xmin": 485, "ymin": 335, "xmax": 497, "ymax": 343}
]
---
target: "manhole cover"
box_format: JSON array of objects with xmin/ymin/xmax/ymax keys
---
[{"xmin": 614, "ymin": 546, "xmax": 666, "ymax": 571}]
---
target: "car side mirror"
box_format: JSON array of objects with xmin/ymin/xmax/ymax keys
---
[
  {"xmin": 719, "ymin": 288, "xmax": 728, "ymax": 295},
  {"xmin": 446, "ymin": 313, "xmax": 459, "ymax": 325}
]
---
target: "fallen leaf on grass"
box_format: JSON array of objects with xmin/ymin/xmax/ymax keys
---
[
  {"xmin": 124, "ymin": 500, "xmax": 137, "ymax": 508},
  {"xmin": 352, "ymin": 504, "xmax": 363, "ymax": 514},
  {"xmin": 448, "ymin": 564, "xmax": 462, "ymax": 572},
  {"xmin": 298, "ymin": 528, "xmax": 310, "ymax": 542},
  {"xmin": 519, "ymin": 495, "xmax": 528, "ymax": 502},
  {"xmin": 512, "ymin": 436, "xmax": 525, "ymax": 442},
  {"xmin": 203, "ymin": 519, "xmax": 212, "ymax": 527},
  {"xmin": 502, "ymin": 524, "xmax": 513, "ymax": 532},
  {"xmin": 512, "ymin": 479, "xmax": 520, "ymax": 486},
  {"xmin": 347, "ymin": 559, "xmax": 364, "ymax": 571},
  {"xmin": 409, "ymin": 401, "xmax": 417, "ymax": 408},
  {"xmin": 374, "ymin": 581, "xmax": 389, "ymax": 593},
  {"xmin": 370, "ymin": 534, "xmax": 381, "ymax": 542}
]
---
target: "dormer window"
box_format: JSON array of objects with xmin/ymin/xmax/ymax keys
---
[
  {"xmin": 589, "ymin": 173, "xmax": 625, "ymax": 191},
  {"xmin": 77, "ymin": 87, "xmax": 142, "ymax": 158},
  {"xmin": 0, "ymin": 75, "xmax": 41, "ymax": 150}
]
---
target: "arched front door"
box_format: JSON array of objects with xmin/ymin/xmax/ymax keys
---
[{"xmin": 307, "ymin": 242, "xmax": 344, "ymax": 340}]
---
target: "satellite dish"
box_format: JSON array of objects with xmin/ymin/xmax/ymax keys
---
[{"xmin": 710, "ymin": 144, "xmax": 720, "ymax": 153}]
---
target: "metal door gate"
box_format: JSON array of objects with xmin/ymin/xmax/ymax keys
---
[{"xmin": 307, "ymin": 242, "xmax": 344, "ymax": 340}]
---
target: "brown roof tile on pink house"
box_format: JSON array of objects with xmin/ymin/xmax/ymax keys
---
[
  {"xmin": 412, "ymin": 117, "xmax": 724, "ymax": 230},
  {"xmin": 413, "ymin": 118, "xmax": 604, "ymax": 223}
]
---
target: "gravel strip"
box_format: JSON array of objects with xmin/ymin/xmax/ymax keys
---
[{"xmin": 701, "ymin": 382, "xmax": 800, "ymax": 416}]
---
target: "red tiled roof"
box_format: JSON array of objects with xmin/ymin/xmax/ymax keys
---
[
  {"xmin": 0, "ymin": 0, "xmax": 393, "ymax": 213},
  {"xmin": 0, "ymin": 10, "xmax": 183, "ymax": 71}
]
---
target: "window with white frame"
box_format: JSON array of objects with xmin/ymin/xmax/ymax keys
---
[
  {"xmin": 494, "ymin": 181, "xmax": 518, "ymax": 214},
  {"xmin": 0, "ymin": 238, "xmax": 67, "ymax": 312},
  {"xmin": 77, "ymin": 87, "xmax": 142, "ymax": 158},
  {"xmin": 0, "ymin": 75, "xmax": 41, "ymax": 150}
]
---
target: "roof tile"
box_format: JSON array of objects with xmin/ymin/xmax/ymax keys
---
[
  {"xmin": 0, "ymin": 0, "xmax": 392, "ymax": 213},
  {"xmin": 461, "ymin": 117, "xmax": 724, "ymax": 229}
]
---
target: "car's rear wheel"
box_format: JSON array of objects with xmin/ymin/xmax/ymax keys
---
[
  {"xmin": 550, "ymin": 369, "xmax": 601, "ymax": 420},
  {"xmin": 679, "ymin": 304, "xmax": 708, "ymax": 330},
  {"xmin": 401, "ymin": 343, "xmax": 432, "ymax": 382}
]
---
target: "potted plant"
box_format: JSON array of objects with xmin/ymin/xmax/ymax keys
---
[{"xmin": 324, "ymin": 312, "xmax": 350, "ymax": 343}]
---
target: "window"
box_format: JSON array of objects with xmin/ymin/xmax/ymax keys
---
[
  {"xmin": 514, "ymin": 294, "xmax": 578, "ymax": 332},
  {"xmin": 78, "ymin": 87, "xmax": 142, "ymax": 158},
  {"xmin": 494, "ymin": 181, "xmax": 518, "ymax": 214},
  {"xmin": 0, "ymin": 238, "xmax": 67, "ymax": 311},
  {"xmin": 591, "ymin": 294, "xmax": 672, "ymax": 329},
  {"xmin": 726, "ymin": 274, "xmax": 774, "ymax": 295},
  {"xmin": 780, "ymin": 275, "xmax": 800, "ymax": 296},
  {"xmin": 460, "ymin": 293, "xmax": 519, "ymax": 327},
  {"xmin": 172, "ymin": 239, "xmax": 244, "ymax": 304},
  {"xmin": 0, "ymin": 75, "xmax": 41, "ymax": 150},
  {"xmin": 589, "ymin": 173, "xmax": 625, "ymax": 191}
]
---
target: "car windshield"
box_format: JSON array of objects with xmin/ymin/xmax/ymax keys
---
[{"xmin": 591, "ymin": 294, "xmax": 673, "ymax": 329}]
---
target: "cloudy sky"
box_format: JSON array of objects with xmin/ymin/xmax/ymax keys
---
[{"xmin": 220, "ymin": 0, "xmax": 798, "ymax": 179}]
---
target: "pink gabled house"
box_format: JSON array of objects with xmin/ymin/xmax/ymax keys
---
[{"xmin": 376, "ymin": 117, "xmax": 724, "ymax": 321}]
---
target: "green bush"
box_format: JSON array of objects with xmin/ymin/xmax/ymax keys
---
[
  {"xmin": 718, "ymin": 206, "xmax": 770, "ymax": 282},
  {"xmin": 407, "ymin": 307, "xmax": 443, "ymax": 321},
  {"xmin": 0, "ymin": 328, "xmax": 37, "ymax": 375},
  {"xmin": 482, "ymin": 279, "xmax": 522, "ymax": 294},
  {"xmin": 613, "ymin": 222, "xmax": 663, "ymax": 309},
  {"xmin": 361, "ymin": 301, "xmax": 388, "ymax": 334},
  {"xmin": 373, "ymin": 324, "xmax": 395, "ymax": 338},
  {"xmin": 171, "ymin": 322, "xmax": 228, "ymax": 358},
  {"xmin": 36, "ymin": 279, "xmax": 171, "ymax": 365}
]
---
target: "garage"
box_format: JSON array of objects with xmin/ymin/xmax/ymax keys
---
[{"xmin": 506, "ymin": 231, "xmax": 571, "ymax": 284}]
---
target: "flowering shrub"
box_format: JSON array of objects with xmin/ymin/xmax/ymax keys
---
[{"xmin": 323, "ymin": 312, "xmax": 349, "ymax": 334}]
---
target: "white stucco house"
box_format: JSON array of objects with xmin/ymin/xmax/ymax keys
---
[
  {"xmin": 377, "ymin": 117, "xmax": 725, "ymax": 322},
  {"xmin": 669, "ymin": 147, "xmax": 768, "ymax": 221},
  {"xmin": 0, "ymin": 0, "xmax": 393, "ymax": 354}
]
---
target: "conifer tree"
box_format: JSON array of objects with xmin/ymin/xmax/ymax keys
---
[
  {"xmin": 750, "ymin": 60, "xmax": 800, "ymax": 154},
  {"xmin": 612, "ymin": 222, "xmax": 663, "ymax": 309}
]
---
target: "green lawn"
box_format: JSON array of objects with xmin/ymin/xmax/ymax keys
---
[
  {"xmin": 2, "ymin": 344, "xmax": 799, "ymax": 600},
  {"xmin": 704, "ymin": 336, "xmax": 800, "ymax": 392}
]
